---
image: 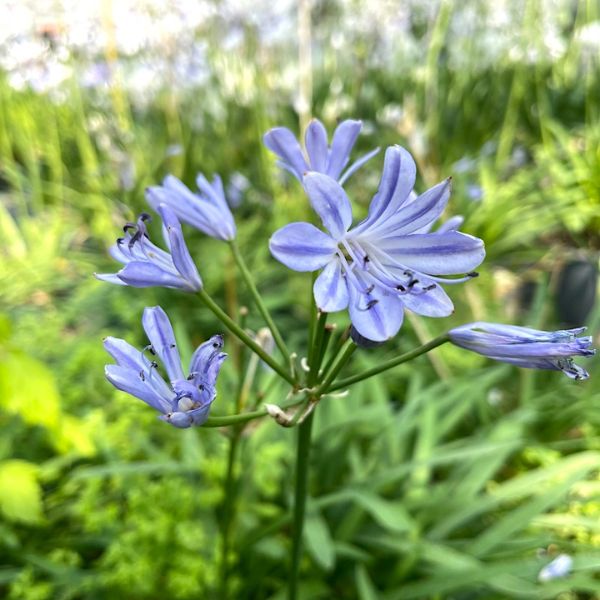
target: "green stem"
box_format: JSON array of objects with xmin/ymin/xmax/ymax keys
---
[
  {"xmin": 204, "ymin": 395, "xmax": 306, "ymax": 428},
  {"xmin": 319, "ymin": 326, "xmax": 350, "ymax": 380},
  {"xmin": 197, "ymin": 289, "xmax": 295, "ymax": 386},
  {"xmin": 289, "ymin": 411, "xmax": 315, "ymax": 600},
  {"xmin": 229, "ymin": 240, "xmax": 290, "ymax": 360},
  {"xmin": 218, "ymin": 431, "xmax": 241, "ymax": 599},
  {"xmin": 308, "ymin": 311, "xmax": 328, "ymax": 386},
  {"xmin": 315, "ymin": 340, "xmax": 357, "ymax": 395},
  {"xmin": 325, "ymin": 333, "xmax": 450, "ymax": 393}
]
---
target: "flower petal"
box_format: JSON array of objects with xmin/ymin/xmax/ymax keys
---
[
  {"xmin": 400, "ymin": 283, "xmax": 454, "ymax": 317},
  {"xmin": 375, "ymin": 231, "xmax": 485, "ymax": 275},
  {"xmin": 205, "ymin": 353, "xmax": 228, "ymax": 387},
  {"xmin": 270, "ymin": 222, "xmax": 337, "ymax": 271},
  {"xmin": 326, "ymin": 119, "xmax": 362, "ymax": 179},
  {"xmin": 436, "ymin": 215, "xmax": 464, "ymax": 234},
  {"xmin": 263, "ymin": 127, "xmax": 308, "ymax": 179},
  {"xmin": 148, "ymin": 178, "xmax": 217, "ymax": 236},
  {"xmin": 338, "ymin": 147, "xmax": 380, "ymax": 185},
  {"xmin": 189, "ymin": 334, "xmax": 224, "ymax": 384},
  {"xmin": 369, "ymin": 178, "xmax": 452, "ymax": 237},
  {"xmin": 160, "ymin": 411, "xmax": 194, "ymax": 428},
  {"xmin": 103, "ymin": 337, "xmax": 145, "ymax": 370},
  {"xmin": 157, "ymin": 204, "xmax": 202, "ymax": 290},
  {"xmin": 305, "ymin": 119, "xmax": 329, "ymax": 173},
  {"xmin": 94, "ymin": 273, "xmax": 127, "ymax": 285},
  {"xmin": 104, "ymin": 336, "xmax": 174, "ymax": 398},
  {"xmin": 142, "ymin": 306, "xmax": 186, "ymax": 384},
  {"xmin": 354, "ymin": 146, "xmax": 416, "ymax": 233},
  {"xmin": 348, "ymin": 273, "xmax": 405, "ymax": 342},
  {"xmin": 105, "ymin": 364, "xmax": 172, "ymax": 413},
  {"xmin": 314, "ymin": 259, "xmax": 349, "ymax": 312},
  {"xmin": 116, "ymin": 262, "xmax": 189, "ymax": 290},
  {"xmin": 303, "ymin": 172, "xmax": 352, "ymax": 240}
]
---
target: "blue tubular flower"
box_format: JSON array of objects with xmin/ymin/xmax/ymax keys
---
[
  {"xmin": 104, "ymin": 306, "xmax": 227, "ymax": 428},
  {"xmin": 146, "ymin": 173, "xmax": 236, "ymax": 241},
  {"xmin": 95, "ymin": 204, "xmax": 202, "ymax": 291},
  {"xmin": 449, "ymin": 322, "xmax": 595, "ymax": 380},
  {"xmin": 269, "ymin": 145, "xmax": 485, "ymax": 342},
  {"xmin": 263, "ymin": 118, "xmax": 379, "ymax": 184}
]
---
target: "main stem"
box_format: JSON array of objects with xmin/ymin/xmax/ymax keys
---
[{"xmin": 289, "ymin": 410, "xmax": 315, "ymax": 600}]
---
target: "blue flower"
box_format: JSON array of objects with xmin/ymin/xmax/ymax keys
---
[
  {"xmin": 449, "ymin": 322, "xmax": 595, "ymax": 380},
  {"xmin": 269, "ymin": 145, "xmax": 485, "ymax": 342},
  {"xmin": 146, "ymin": 173, "xmax": 236, "ymax": 241},
  {"xmin": 104, "ymin": 306, "xmax": 227, "ymax": 428},
  {"xmin": 263, "ymin": 118, "xmax": 379, "ymax": 184},
  {"xmin": 95, "ymin": 204, "xmax": 202, "ymax": 291}
]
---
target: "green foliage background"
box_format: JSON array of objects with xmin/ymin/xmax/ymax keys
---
[{"xmin": 0, "ymin": 0, "xmax": 599, "ymax": 598}]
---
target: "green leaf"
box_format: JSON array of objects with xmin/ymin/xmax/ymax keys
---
[
  {"xmin": 0, "ymin": 350, "xmax": 61, "ymax": 430},
  {"xmin": 0, "ymin": 460, "xmax": 44, "ymax": 524},
  {"xmin": 304, "ymin": 513, "xmax": 335, "ymax": 571},
  {"xmin": 348, "ymin": 490, "xmax": 416, "ymax": 534}
]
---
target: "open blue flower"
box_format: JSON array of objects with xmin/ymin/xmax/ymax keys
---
[
  {"xmin": 146, "ymin": 173, "xmax": 236, "ymax": 241},
  {"xmin": 104, "ymin": 306, "xmax": 227, "ymax": 428},
  {"xmin": 263, "ymin": 118, "xmax": 379, "ymax": 184},
  {"xmin": 95, "ymin": 204, "xmax": 202, "ymax": 291},
  {"xmin": 449, "ymin": 322, "xmax": 595, "ymax": 380},
  {"xmin": 269, "ymin": 145, "xmax": 485, "ymax": 342}
]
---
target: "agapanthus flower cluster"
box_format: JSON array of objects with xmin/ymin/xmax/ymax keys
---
[
  {"xmin": 95, "ymin": 205, "xmax": 202, "ymax": 292},
  {"xmin": 104, "ymin": 306, "xmax": 227, "ymax": 427},
  {"xmin": 146, "ymin": 173, "xmax": 236, "ymax": 241},
  {"xmin": 449, "ymin": 322, "xmax": 595, "ymax": 380},
  {"xmin": 264, "ymin": 118, "xmax": 379, "ymax": 184},
  {"xmin": 269, "ymin": 144, "xmax": 485, "ymax": 342}
]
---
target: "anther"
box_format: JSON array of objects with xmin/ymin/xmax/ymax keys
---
[
  {"xmin": 408, "ymin": 279, "xmax": 420, "ymax": 289},
  {"xmin": 467, "ymin": 271, "xmax": 479, "ymax": 278},
  {"xmin": 366, "ymin": 299, "xmax": 379, "ymax": 310},
  {"xmin": 396, "ymin": 284, "xmax": 406, "ymax": 292},
  {"xmin": 139, "ymin": 213, "xmax": 152, "ymax": 222},
  {"xmin": 424, "ymin": 284, "xmax": 437, "ymax": 291},
  {"xmin": 139, "ymin": 370, "xmax": 145, "ymax": 381}
]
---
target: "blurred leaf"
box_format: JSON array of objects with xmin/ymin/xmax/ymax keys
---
[
  {"xmin": 355, "ymin": 564, "xmax": 379, "ymax": 600},
  {"xmin": 304, "ymin": 513, "xmax": 335, "ymax": 571},
  {"xmin": 0, "ymin": 459, "xmax": 43, "ymax": 524},
  {"xmin": 0, "ymin": 350, "xmax": 61, "ymax": 431}
]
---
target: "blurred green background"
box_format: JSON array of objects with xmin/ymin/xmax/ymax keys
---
[{"xmin": 0, "ymin": 0, "xmax": 599, "ymax": 598}]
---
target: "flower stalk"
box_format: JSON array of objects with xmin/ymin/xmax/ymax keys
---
[
  {"xmin": 324, "ymin": 333, "xmax": 450, "ymax": 393},
  {"xmin": 229, "ymin": 240, "xmax": 291, "ymax": 361},
  {"xmin": 197, "ymin": 288, "xmax": 295, "ymax": 386}
]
